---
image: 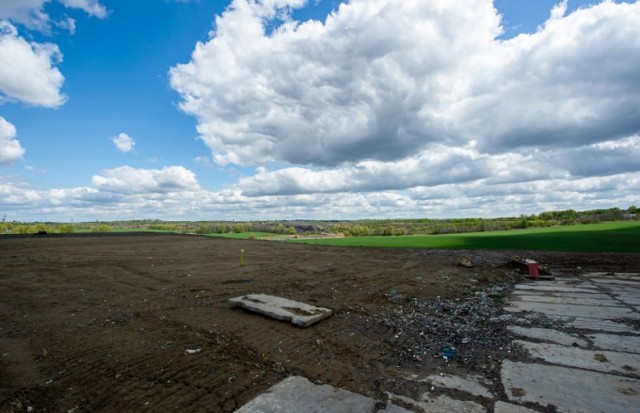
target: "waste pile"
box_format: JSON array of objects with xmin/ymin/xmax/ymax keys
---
[{"xmin": 374, "ymin": 284, "xmax": 531, "ymax": 377}]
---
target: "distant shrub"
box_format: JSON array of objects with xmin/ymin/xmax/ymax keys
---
[
  {"xmin": 247, "ymin": 232, "xmax": 257, "ymax": 240},
  {"xmin": 59, "ymin": 224, "xmax": 75, "ymax": 233},
  {"xmin": 12, "ymin": 224, "xmax": 32, "ymax": 234},
  {"xmin": 92, "ymin": 224, "xmax": 112, "ymax": 232}
]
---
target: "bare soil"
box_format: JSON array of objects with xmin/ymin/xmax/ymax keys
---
[{"xmin": 1, "ymin": 233, "xmax": 638, "ymax": 412}]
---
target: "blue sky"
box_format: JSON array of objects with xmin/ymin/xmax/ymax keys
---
[{"xmin": 1, "ymin": 0, "xmax": 639, "ymax": 221}]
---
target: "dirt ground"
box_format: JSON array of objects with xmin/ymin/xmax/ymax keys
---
[{"xmin": 1, "ymin": 233, "xmax": 639, "ymax": 412}]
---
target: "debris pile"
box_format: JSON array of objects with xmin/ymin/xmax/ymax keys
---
[{"xmin": 378, "ymin": 284, "xmax": 520, "ymax": 370}]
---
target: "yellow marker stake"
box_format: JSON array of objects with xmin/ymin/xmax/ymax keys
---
[{"xmin": 240, "ymin": 249, "xmax": 245, "ymax": 266}]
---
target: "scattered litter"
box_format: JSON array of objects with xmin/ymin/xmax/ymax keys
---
[{"xmin": 185, "ymin": 348, "xmax": 201, "ymax": 354}]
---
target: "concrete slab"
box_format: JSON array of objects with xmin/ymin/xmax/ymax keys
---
[
  {"xmin": 514, "ymin": 292, "xmax": 614, "ymax": 300},
  {"xmin": 560, "ymin": 317, "xmax": 639, "ymax": 334},
  {"xmin": 588, "ymin": 333, "xmax": 640, "ymax": 354},
  {"xmin": 584, "ymin": 272, "xmax": 640, "ymax": 279},
  {"xmin": 608, "ymin": 292, "xmax": 640, "ymax": 306},
  {"xmin": 515, "ymin": 340, "xmax": 640, "ymax": 377},
  {"xmin": 510, "ymin": 294, "xmax": 624, "ymax": 307},
  {"xmin": 234, "ymin": 376, "xmax": 375, "ymax": 413},
  {"xmin": 388, "ymin": 393, "xmax": 486, "ymax": 413},
  {"xmin": 229, "ymin": 294, "xmax": 332, "ymax": 327},
  {"xmin": 493, "ymin": 401, "xmax": 539, "ymax": 413},
  {"xmin": 377, "ymin": 404, "xmax": 414, "ymax": 413},
  {"xmin": 425, "ymin": 374, "xmax": 494, "ymax": 399},
  {"xmin": 590, "ymin": 278, "xmax": 640, "ymax": 287},
  {"xmin": 507, "ymin": 326, "xmax": 588, "ymax": 347},
  {"xmin": 501, "ymin": 360, "xmax": 640, "ymax": 413},
  {"xmin": 514, "ymin": 285, "xmax": 597, "ymax": 293},
  {"xmin": 504, "ymin": 301, "xmax": 640, "ymax": 319}
]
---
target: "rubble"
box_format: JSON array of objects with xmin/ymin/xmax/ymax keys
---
[{"xmin": 375, "ymin": 284, "xmax": 518, "ymax": 371}]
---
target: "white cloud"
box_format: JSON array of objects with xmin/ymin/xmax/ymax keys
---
[
  {"xmin": 0, "ymin": 116, "xmax": 25, "ymax": 164},
  {"xmin": 170, "ymin": 0, "xmax": 640, "ymax": 168},
  {"xmin": 111, "ymin": 132, "xmax": 135, "ymax": 153},
  {"xmin": 91, "ymin": 165, "xmax": 200, "ymax": 194},
  {"xmin": 2, "ymin": 169, "xmax": 639, "ymax": 222},
  {"xmin": 0, "ymin": 21, "xmax": 66, "ymax": 107},
  {"xmin": 59, "ymin": 0, "xmax": 107, "ymax": 18},
  {"xmin": 194, "ymin": 155, "xmax": 212, "ymax": 168},
  {"xmin": 236, "ymin": 133, "xmax": 640, "ymax": 197},
  {"xmin": 0, "ymin": 0, "xmax": 106, "ymax": 32}
]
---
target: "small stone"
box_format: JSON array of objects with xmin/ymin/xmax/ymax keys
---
[{"xmin": 459, "ymin": 258, "xmax": 473, "ymax": 268}]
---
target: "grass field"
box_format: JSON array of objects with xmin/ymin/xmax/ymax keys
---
[{"xmin": 291, "ymin": 221, "xmax": 640, "ymax": 253}]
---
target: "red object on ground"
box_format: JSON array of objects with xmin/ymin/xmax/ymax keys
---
[{"xmin": 527, "ymin": 261, "xmax": 539, "ymax": 278}]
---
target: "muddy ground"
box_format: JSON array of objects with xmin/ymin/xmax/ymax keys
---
[{"xmin": 1, "ymin": 233, "xmax": 639, "ymax": 412}]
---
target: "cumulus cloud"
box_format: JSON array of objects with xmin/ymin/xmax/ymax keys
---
[
  {"xmin": 0, "ymin": 21, "xmax": 66, "ymax": 107},
  {"xmin": 170, "ymin": 0, "xmax": 640, "ymax": 167},
  {"xmin": 0, "ymin": 0, "xmax": 106, "ymax": 32},
  {"xmin": 236, "ymin": 132, "xmax": 640, "ymax": 197},
  {"xmin": 0, "ymin": 116, "xmax": 25, "ymax": 164},
  {"xmin": 2, "ymin": 169, "xmax": 639, "ymax": 222},
  {"xmin": 92, "ymin": 165, "xmax": 200, "ymax": 194},
  {"xmin": 111, "ymin": 132, "xmax": 135, "ymax": 153}
]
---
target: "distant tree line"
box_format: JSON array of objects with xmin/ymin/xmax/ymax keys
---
[{"xmin": 1, "ymin": 206, "xmax": 637, "ymax": 236}]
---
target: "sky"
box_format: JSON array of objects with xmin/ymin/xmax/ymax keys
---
[{"xmin": 0, "ymin": 0, "xmax": 639, "ymax": 222}]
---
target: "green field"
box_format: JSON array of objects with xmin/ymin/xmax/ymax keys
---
[{"xmin": 291, "ymin": 222, "xmax": 640, "ymax": 253}]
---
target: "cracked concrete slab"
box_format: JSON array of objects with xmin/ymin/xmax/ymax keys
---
[
  {"xmin": 510, "ymin": 294, "xmax": 624, "ymax": 307},
  {"xmin": 501, "ymin": 360, "xmax": 640, "ymax": 413},
  {"xmin": 515, "ymin": 340, "xmax": 640, "ymax": 377},
  {"xmin": 493, "ymin": 401, "xmax": 539, "ymax": 413},
  {"xmin": 513, "ymin": 292, "xmax": 613, "ymax": 300},
  {"xmin": 229, "ymin": 294, "xmax": 332, "ymax": 327},
  {"xmin": 584, "ymin": 273, "xmax": 640, "ymax": 279},
  {"xmin": 425, "ymin": 374, "xmax": 494, "ymax": 399},
  {"xmin": 504, "ymin": 301, "xmax": 640, "ymax": 319},
  {"xmin": 608, "ymin": 292, "xmax": 640, "ymax": 305},
  {"xmin": 234, "ymin": 376, "xmax": 375, "ymax": 412},
  {"xmin": 507, "ymin": 326, "xmax": 588, "ymax": 347},
  {"xmin": 588, "ymin": 333, "xmax": 640, "ymax": 353},
  {"xmin": 514, "ymin": 285, "xmax": 598, "ymax": 293},
  {"xmin": 558, "ymin": 316, "xmax": 639, "ymax": 333},
  {"xmin": 589, "ymin": 278, "xmax": 640, "ymax": 287},
  {"xmin": 388, "ymin": 392, "xmax": 486, "ymax": 413}
]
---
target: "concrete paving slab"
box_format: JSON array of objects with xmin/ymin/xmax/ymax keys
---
[
  {"xmin": 388, "ymin": 392, "xmax": 486, "ymax": 413},
  {"xmin": 235, "ymin": 376, "xmax": 375, "ymax": 413},
  {"xmin": 507, "ymin": 326, "xmax": 588, "ymax": 347},
  {"xmin": 425, "ymin": 374, "xmax": 494, "ymax": 399},
  {"xmin": 377, "ymin": 404, "xmax": 414, "ymax": 413},
  {"xmin": 514, "ymin": 292, "xmax": 614, "ymax": 300},
  {"xmin": 501, "ymin": 360, "xmax": 640, "ymax": 413},
  {"xmin": 584, "ymin": 272, "xmax": 640, "ymax": 279},
  {"xmin": 493, "ymin": 401, "xmax": 540, "ymax": 413},
  {"xmin": 515, "ymin": 340, "xmax": 640, "ymax": 377},
  {"xmin": 588, "ymin": 333, "xmax": 640, "ymax": 354},
  {"xmin": 229, "ymin": 294, "xmax": 332, "ymax": 327},
  {"xmin": 510, "ymin": 294, "xmax": 624, "ymax": 307},
  {"xmin": 590, "ymin": 278, "xmax": 640, "ymax": 287},
  {"xmin": 608, "ymin": 292, "xmax": 640, "ymax": 306},
  {"xmin": 504, "ymin": 301, "xmax": 640, "ymax": 319},
  {"xmin": 514, "ymin": 285, "xmax": 598, "ymax": 293},
  {"xmin": 559, "ymin": 317, "xmax": 639, "ymax": 334}
]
